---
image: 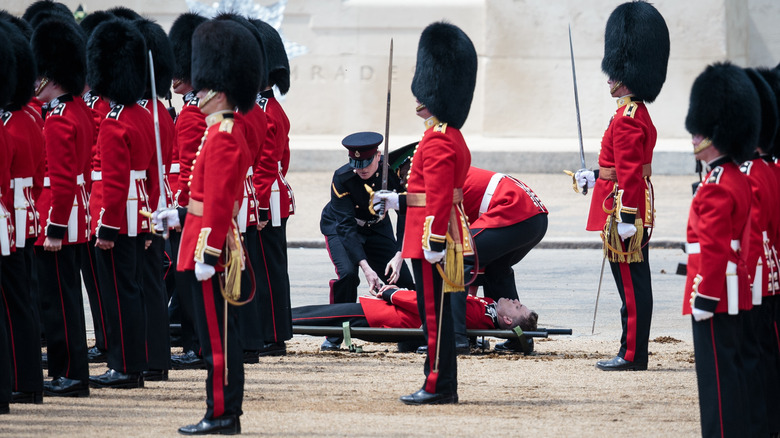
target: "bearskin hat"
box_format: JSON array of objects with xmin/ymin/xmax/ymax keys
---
[
  {"xmin": 743, "ymin": 68, "xmax": 778, "ymax": 154},
  {"xmin": 192, "ymin": 19, "xmax": 262, "ymax": 114},
  {"xmin": 134, "ymin": 18, "xmax": 175, "ymax": 100},
  {"xmin": 0, "ymin": 10, "xmax": 33, "ymax": 40},
  {"xmin": 411, "ymin": 21, "xmax": 477, "ymax": 130},
  {"xmin": 250, "ymin": 18, "xmax": 290, "ymax": 94},
  {"xmin": 214, "ymin": 13, "xmax": 267, "ymax": 91},
  {"xmin": 757, "ymin": 67, "xmax": 780, "ymax": 158},
  {"xmin": 79, "ymin": 10, "xmax": 115, "ymax": 37},
  {"xmin": 685, "ymin": 62, "xmax": 760, "ymax": 163},
  {"xmin": 169, "ymin": 12, "xmax": 207, "ymax": 85},
  {"xmin": 601, "ymin": 1, "xmax": 669, "ymax": 103},
  {"xmin": 106, "ymin": 6, "xmax": 142, "ymax": 21},
  {"xmin": 31, "ymin": 17, "xmax": 86, "ymax": 95},
  {"xmin": 87, "ymin": 18, "xmax": 147, "ymax": 105},
  {"xmin": 0, "ymin": 19, "xmax": 37, "ymax": 110},
  {"xmin": 23, "ymin": 0, "xmax": 74, "ymax": 28},
  {"xmin": 0, "ymin": 26, "xmax": 18, "ymax": 108}
]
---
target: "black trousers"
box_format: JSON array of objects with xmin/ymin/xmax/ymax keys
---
[
  {"xmin": 256, "ymin": 218, "xmax": 292, "ymax": 343},
  {"xmin": 740, "ymin": 307, "xmax": 768, "ymax": 436},
  {"xmin": 188, "ymin": 271, "xmax": 243, "ymax": 420},
  {"xmin": 0, "ymin": 256, "xmax": 9, "ymax": 404},
  {"xmin": 324, "ymin": 231, "xmax": 414, "ymax": 305},
  {"xmin": 759, "ymin": 296, "xmax": 780, "ymax": 433},
  {"xmin": 693, "ymin": 314, "xmax": 748, "ymax": 438},
  {"xmin": 95, "ymin": 236, "xmax": 147, "ymax": 374},
  {"xmin": 81, "ymin": 238, "xmax": 106, "ymax": 351},
  {"xmin": 36, "ymin": 244, "xmax": 89, "ymax": 381},
  {"xmin": 237, "ymin": 227, "xmax": 264, "ymax": 351},
  {"xmin": 412, "ymin": 259, "xmax": 457, "ymax": 396},
  {"xmin": 168, "ymin": 229, "xmax": 199, "ymax": 353},
  {"xmin": 1, "ymin": 250, "xmax": 43, "ymax": 392},
  {"xmin": 608, "ymin": 234, "xmax": 652, "ymax": 363},
  {"xmin": 292, "ymin": 302, "xmax": 369, "ymax": 328},
  {"xmin": 143, "ymin": 235, "xmax": 170, "ymax": 370}
]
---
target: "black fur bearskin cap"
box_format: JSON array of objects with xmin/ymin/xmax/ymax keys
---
[
  {"xmin": 214, "ymin": 13, "xmax": 267, "ymax": 91},
  {"xmin": 411, "ymin": 21, "xmax": 477, "ymax": 130},
  {"xmin": 79, "ymin": 10, "xmax": 115, "ymax": 37},
  {"xmin": 169, "ymin": 12, "xmax": 208, "ymax": 84},
  {"xmin": 756, "ymin": 67, "xmax": 780, "ymax": 158},
  {"xmin": 0, "ymin": 10, "xmax": 33, "ymax": 40},
  {"xmin": 0, "ymin": 25, "xmax": 18, "ymax": 108},
  {"xmin": 87, "ymin": 18, "xmax": 147, "ymax": 105},
  {"xmin": 601, "ymin": 1, "xmax": 670, "ymax": 103},
  {"xmin": 23, "ymin": 0, "xmax": 75, "ymax": 29},
  {"xmin": 744, "ymin": 68, "xmax": 778, "ymax": 155},
  {"xmin": 134, "ymin": 18, "xmax": 176, "ymax": 100},
  {"xmin": 685, "ymin": 62, "xmax": 760, "ymax": 163},
  {"xmin": 191, "ymin": 19, "xmax": 262, "ymax": 113},
  {"xmin": 31, "ymin": 17, "xmax": 86, "ymax": 95},
  {"xmin": 0, "ymin": 19, "xmax": 37, "ymax": 111},
  {"xmin": 250, "ymin": 18, "xmax": 289, "ymax": 95}
]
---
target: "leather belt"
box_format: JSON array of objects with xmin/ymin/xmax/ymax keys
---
[
  {"xmin": 599, "ymin": 164, "xmax": 652, "ymax": 182},
  {"xmin": 188, "ymin": 199, "xmax": 240, "ymax": 217},
  {"xmin": 406, "ymin": 188, "xmax": 463, "ymax": 207}
]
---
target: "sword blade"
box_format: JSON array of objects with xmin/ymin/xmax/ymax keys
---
[
  {"xmin": 568, "ymin": 25, "xmax": 586, "ymax": 171},
  {"xmin": 381, "ymin": 39, "xmax": 393, "ymax": 191},
  {"xmin": 148, "ymin": 51, "xmax": 169, "ymax": 237}
]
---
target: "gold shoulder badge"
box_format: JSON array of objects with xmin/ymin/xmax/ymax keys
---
[
  {"xmin": 623, "ymin": 102, "xmax": 638, "ymax": 118},
  {"xmin": 219, "ymin": 118, "xmax": 234, "ymax": 134},
  {"xmin": 433, "ymin": 122, "xmax": 448, "ymax": 133}
]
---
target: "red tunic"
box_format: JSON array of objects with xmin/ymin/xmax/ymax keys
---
[
  {"xmin": 0, "ymin": 125, "xmax": 13, "ymax": 254},
  {"xmin": 84, "ymin": 92, "xmax": 111, "ymax": 232},
  {"xmin": 138, "ymin": 99, "xmax": 175, "ymax": 210},
  {"xmin": 94, "ymin": 103, "xmax": 156, "ymax": 239},
  {"xmin": 402, "ymin": 122, "xmax": 471, "ymax": 259},
  {"xmin": 683, "ymin": 159, "xmax": 753, "ymax": 315},
  {"xmin": 740, "ymin": 158, "xmax": 780, "ymax": 297},
  {"xmin": 177, "ymin": 111, "xmax": 250, "ymax": 272},
  {"xmin": 35, "ymin": 94, "xmax": 94, "ymax": 246},
  {"xmin": 174, "ymin": 96, "xmax": 207, "ymax": 208},
  {"xmin": 587, "ymin": 97, "xmax": 656, "ymax": 231},
  {"xmin": 233, "ymin": 107, "xmax": 265, "ymax": 229},
  {"xmin": 462, "ymin": 166, "xmax": 547, "ymax": 229},
  {"xmin": 3, "ymin": 109, "xmax": 45, "ymax": 245},
  {"xmin": 255, "ymin": 95, "xmax": 294, "ymax": 223},
  {"xmin": 26, "ymin": 98, "xmax": 44, "ymax": 129},
  {"xmin": 360, "ymin": 289, "xmax": 496, "ymax": 329}
]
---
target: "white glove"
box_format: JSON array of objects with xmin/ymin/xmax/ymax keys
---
[
  {"xmin": 574, "ymin": 169, "xmax": 595, "ymax": 189},
  {"xmin": 691, "ymin": 307, "xmax": 714, "ymax": 322},
  {"xmin": 195, "ymin": 262, "xmax": 216, "ymax": 281},
  {"xmin": 151, "ymin": 208, "xmax": 180, "ymax": 231},
  {"xmin": 373, "ymin": 190, "xmax": 399, "ymax": 211},
  {"xmin": 617, "ymin": 222, "xmax": 637, "ymax": 240},
  {"xmin": 423, "ymin": 249, "xmax": 446, "ymax": 264}
]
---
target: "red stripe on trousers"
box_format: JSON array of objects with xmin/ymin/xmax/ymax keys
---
[
  {"xmin": 618, "ymin": 261, "xmax": 638, "ymax": 362},
  {"xmin": 55, "ymin": 253, "xmax": 72, "ymax": 376},
  {"xmin": 1, "ymin": 288, "xmax": 18, "ymax": 389},
  {"xmin": 109, "ymin": 249, "xmax": 128, "ymax": 372},
  {"xmin": 202, "ymin": 279, "xmax": 226, "ymax": 418},
  {"xmin": 710, "ymin": 319, "xmax": 725, "ymax": 438},
  {"xmin": 87, "ymin": 243, "xmax": 107, "ymax": 345},
  {"xmin": 420, "ymin": 263, "xmax": 440, "ymax": 393},
  {"xmin": 258, "ymin": 236, "xmax": 278, "ymax": 341}
]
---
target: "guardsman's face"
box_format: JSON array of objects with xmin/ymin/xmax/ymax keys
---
[
  {"xmin": 415, "ymin": 99, "xmax": 432, "ymax": 120},
  {"xmin": 355, "ymin": 151, "xmax": 381, "ymax": 180},
  {"xmin": 496, "ymin": 298, "xmax": 532, "ymax": 329}
]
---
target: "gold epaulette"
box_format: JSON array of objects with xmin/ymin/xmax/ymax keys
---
[
  {"xmin": 623, "ymin": 102, "xmax": 638, "ymax": 118},
  {"xmin": 433, "ymin": 122, "xmax": 448, "ymax": 133}
]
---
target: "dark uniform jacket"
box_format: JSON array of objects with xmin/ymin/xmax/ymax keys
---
[{"xmin": 320, "ymin": 157, "xmax": 406, "ymax": 265}]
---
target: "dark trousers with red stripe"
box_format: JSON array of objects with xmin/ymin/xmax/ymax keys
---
[
  {"xmin": 237, "ymin": 227, "xmax": 263, "ymax": 351},
  {"xmin": 142, "ymin": 235, "xmax": 170, "ymax": 370},
  {"xmin": 692, "ymin": 313, "xmax": 748, "ymax": 438},
  {"xmin": 0, "ymin": 258, "xmax": 9, "ymax": 404},
  {"xmin": 292, "ymin": 302, "xmax": 369, "ymax": 328},
  {"xmin": 256, "ymin": 218, "xmax": 292, "ymax": 344},
  {"xmin": 23, "ymin": 241, "xmax": 43, "ymax": 340},
  {"xmin": 412, "ymin": 259, "xmax": 457, "ymax": 396},
  {"xmin": 81, "ymin": 238, "xmax": 106, "ymax": 352},
  {"xmin": 760, "ymin": 296, "xmax": 780, "ymax": 433},
  {"xmin": 740, "ymin": 307, "xmax": 769, "ymax": 436},
  {"xmin": 608, "ymin": 233, "xmax": 652, "ymax": 363},
  {"xmin": 36, "ymin": 244, "xmax": 89, "ymax": 382},
  {"xmin": 1, "ymin": 250, "xmax": 43, "ymax": 392},
  {"xmin": 95, "ymin": 235, "xmax": 147, "ymax": 374},
  {"xmin": 189, "ymin": 271, "xmax": 243, "ymax": 420}
]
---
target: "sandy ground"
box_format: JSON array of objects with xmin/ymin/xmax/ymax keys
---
[{"xmin": 1, "ymin": 335, "xmax": 700, "ymax": 437}]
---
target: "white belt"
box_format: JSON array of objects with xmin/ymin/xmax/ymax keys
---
[
  {"xmin": 0, "ymin": 200, "xmax": 10, "ymax": 256},
  {"xmin": 169, "ymin": 163, "xmax": 180, "ymax": 174},
  {"xmin": 13, "ymin": 177, "xmax": 34, "ymax": 247},
  {"xmin": 130, "ymin": 170, "xmax": 147, "ymax": 180},
  {"xmin": 246, "ymin": 166, "xmax": 253, "ymax": 177},
  {"xmin": 685, "ymin": 240, "xmax": 740, "ymax": 254},
  {"xmin": 43, "ymin": 173, "xmax": 85, "ymax": 187},
  {"xmin": 91, "ymin": 170, "xmax": 102, "ymax": 181},
  {"xmin": 479, "ymin": 173, "xmax": 505, "ymax": 216},
  {"xmin": 127, "ymin": 170, "xmax": 148, "ymax": 236},
  {"xmin": 10, "ymin": 177, "xmax": 33, "ymax": 190}
]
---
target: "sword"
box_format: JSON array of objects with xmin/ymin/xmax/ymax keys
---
[
  {"xmin": 568, "ymin": 25, "xmax": 588, "ymax": 195},
  {"xmin": 381, "ymin": 39, "xmax": 393, "ymax": 191},
  {"xmin": 148, "ymin": 50, "xmax": 169, "ymax": 238}
]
